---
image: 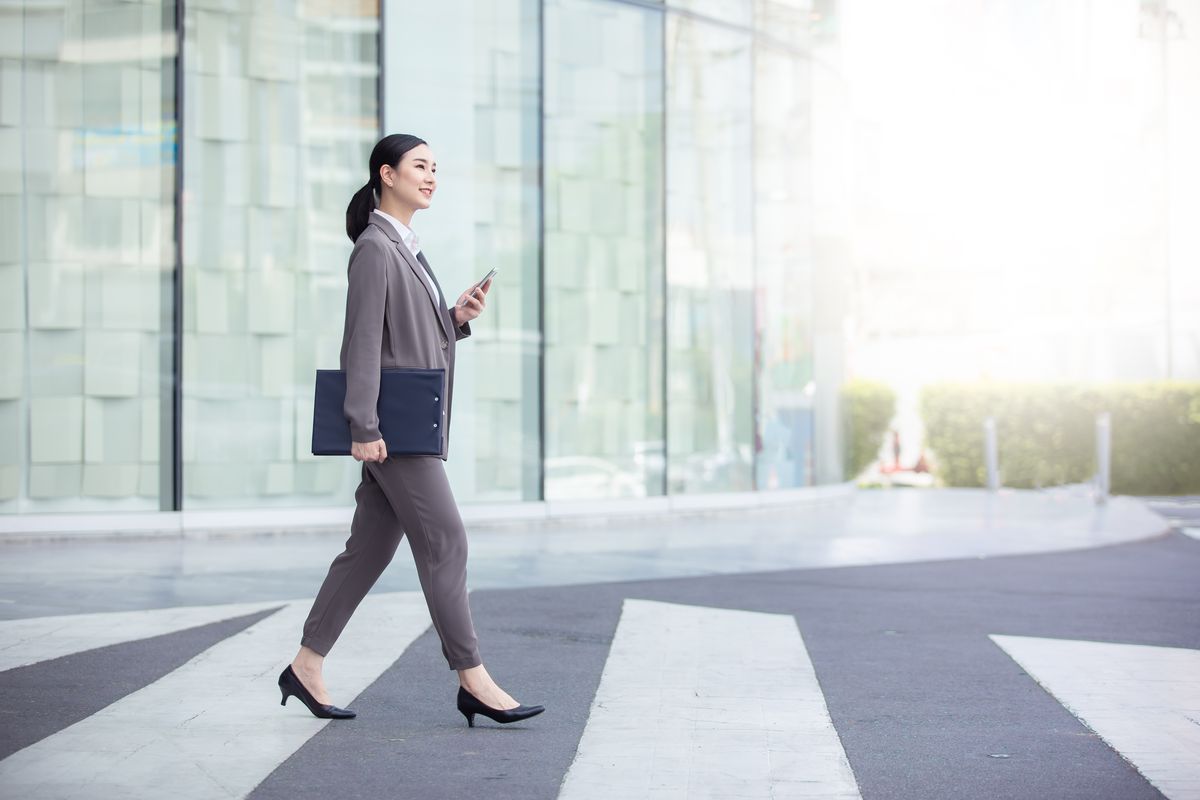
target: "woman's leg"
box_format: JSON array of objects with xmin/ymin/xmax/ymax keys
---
[
  {"xmin": 371, "ymin": 457, "xmax": 521, "ymax": 709},
  {"xmin": 368, "ymin": 455, "xmax": 482, "ymax": 671},
  {"xmin": 295, "ymin": 463, "xmax": 404, "ymax": 702}
]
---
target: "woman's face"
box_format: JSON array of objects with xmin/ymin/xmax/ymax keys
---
[{"xmin": 381, "ymin": 143, "xmax": 437, "ymax": 211}]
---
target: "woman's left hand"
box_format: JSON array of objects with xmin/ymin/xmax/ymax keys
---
[{"xmin": 452, "ymin": 277, "xmax": 492, "ymax": 325}]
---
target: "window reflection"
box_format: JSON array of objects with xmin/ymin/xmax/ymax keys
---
[
  {"xmin": 381, "ymin": 0, "xmax": 542, "ymax": 503},
  {"xmin": 0, "ymin": 0, "xmax": 833, "ymax": 517},
  {"xmin": 0, "ymin": 1, "xmax": 177, "ymax": 513},
  {"xmin": 666, "ymin": 16, "xmax": 755, "ymax": 494},
  {"xmin": 755, "ymin": 43, "xmax": 815, "ymax": 489},
  {"xmin": 182, "ymin": 3, "xmax": 379, "ymax": 508},
  {"xmin": 544, "ymin": 0, "xmax": 666, "ymax": 500}
]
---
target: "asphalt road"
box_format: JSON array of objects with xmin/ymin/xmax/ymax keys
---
[
  {"xmin": 2, "ymin": 530, "xmax": 1196, "ymax": 799},
  {"xmin": 255, "ymin": 530, "xmax": 1196, "ymax": 800}
]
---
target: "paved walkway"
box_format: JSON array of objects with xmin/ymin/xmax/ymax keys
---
[
  {"xmin": 1, "ymin": 488, "xmax": 1196, "ymax": 799},
  {"xmin": 0, "ymin": 486, "xmax": 1166, "ymax": 620}
]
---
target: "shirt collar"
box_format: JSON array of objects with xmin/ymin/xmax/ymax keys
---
[{"xmin": 372, "ymin": 208, "xmax": 420, "ymax": 255}]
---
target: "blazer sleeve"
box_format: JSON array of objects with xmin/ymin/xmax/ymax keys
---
[
  {"xmin": 454, "ymin": 318, "xmax": 471, "ymax": 341},
  {"xmin": 342, "ymin": 237, "xmax": 388, "ymax": 443}
]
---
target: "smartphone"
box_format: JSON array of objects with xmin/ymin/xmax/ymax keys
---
[{"xmin": 459, "ymin": 268, "xmax": 498, "ymax": 306}]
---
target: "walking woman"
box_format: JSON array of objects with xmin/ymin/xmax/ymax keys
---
[{"xmin": 277, "ymin": 133, "xmax": 544, "ymax": 728}]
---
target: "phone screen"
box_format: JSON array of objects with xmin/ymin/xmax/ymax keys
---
[
  {"xmin": 476, "ymin": 268, "xmax": 497, "ymax": 288},
  {"xmin": 460, "ymin": 269, "xmax": 498, "ymax": 306}
]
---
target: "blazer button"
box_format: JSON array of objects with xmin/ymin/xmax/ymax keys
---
[
  {"xmin": 433, "ymin": 422, "xmax": 438, "ymax": 428},
  {"xmin": 440, "ymin": 338, "xmax": 448, "ymax": 349}
]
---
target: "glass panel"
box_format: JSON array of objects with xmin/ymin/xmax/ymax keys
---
[
  {"xmin": 754, "ymin": 43, "xmax": 814, "ymax": 489},
  {"xmin": 182, "ymin": 1, "xmax": 380, "ymax": 508},
  {"xmin": 666, "ymin": 16, "xmax": 754, "ymax": 493},
  {"xmin": 0, "ymin": 0, "xmax": 177, "ymax": 513},
  {"xmin": 382, "ymin": 0, "xmax": 541, "ymax": 502},
  {"xmin": 543, "ymin": 0, "xmax": 666, "ymax": 501}
]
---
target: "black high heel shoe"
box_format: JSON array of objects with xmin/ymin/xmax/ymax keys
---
[
  {"xmin": 278, "ymin": 664, "xmax": 357, "ymax": 719},
  {"xmin": 457, "ymin": 685, "xmax": 545, "ymax": 727}
]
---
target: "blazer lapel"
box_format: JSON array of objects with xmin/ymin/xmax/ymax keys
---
[
  {"xmin": 416, "ymin": 251, "xmax": 455, "ymax": 341},
  {"xmin": 367, "ymin": 213, "xmax": 452, "ymax": 341}
]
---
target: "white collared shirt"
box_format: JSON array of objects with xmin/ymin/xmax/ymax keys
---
[{"xmin": 372, "ymin": 208, "xmax": 441, "ymax": 304}]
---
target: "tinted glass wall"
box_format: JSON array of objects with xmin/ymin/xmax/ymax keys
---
[
  {"xmin": 754, "ymin": 38, "xmax": 815, "ymax": 490},
  {"xmin": 381, "ymin": 0, "xmax": 543, "ymax": 503},
  {"xmin": 181, "ymin": 1, "xmax": 380, "ymax": 508},
  {"xmin": 665, "ymin": 15, "xmax": 756, "ymax": 494},
  {"xmin": 0, "ymin": 0, "xmax": 177, "ymax": 513},
  {"xmin": 544, "ymin": 0, "xmax": 666, "ymax": 500},
  {"xmin": 0, "ymin": 0, "xmax": 822, "ymax": 516}
]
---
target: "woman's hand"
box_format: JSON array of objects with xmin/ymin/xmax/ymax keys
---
[
  {"xmin": 452, "ymin": 277, "xmax": 492, "ymax": 325},
  {"xmin": 351, "ymin": 438, "xmax": 388, "ymax": 462}
]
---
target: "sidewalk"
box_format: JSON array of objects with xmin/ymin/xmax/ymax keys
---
[
  {"xmin": 0, "ymin": 486, "xmax": 1168, "ymax": 620},
  {"xmin": 0, "ymin": 488, "xmax": 1194, "ymax": 800}
]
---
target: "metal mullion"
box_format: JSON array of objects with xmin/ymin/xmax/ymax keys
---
[
  {"xmin": 170, "ymin": 0, "xmax": 185, "ymax": 511},
  {"xmin": 660, "ymin": 6, "xmax": 669, "ymax": 497},
  {"xmin": 537, "ymin": 0, "xmax": 547, "ymax": 501}
]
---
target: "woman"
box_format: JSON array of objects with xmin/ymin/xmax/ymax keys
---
[{"xmin": 277, "ymin": 133, "xmax": 544, "ymax": 728}]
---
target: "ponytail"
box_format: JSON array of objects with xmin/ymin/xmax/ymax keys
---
[
  {"xmin": 345, "ymin": 180, "xmax": 377, "ymax": 242},
  {"xmin": 345, "ymin": 133, "xmax": 428, "ymax": 242}
]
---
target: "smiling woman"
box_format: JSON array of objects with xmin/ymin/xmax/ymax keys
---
[
  {"xmin": 283, "ymin": 131, "xmax": 544, "ymax": 729},
  {"xmin": 344, "ymin": 134, "xmax": 434, "ymax": 242}
]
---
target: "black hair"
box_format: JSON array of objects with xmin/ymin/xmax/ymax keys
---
[{"xmin": 345, "ymin": 133, "xmax": 428, "ymax": 242}]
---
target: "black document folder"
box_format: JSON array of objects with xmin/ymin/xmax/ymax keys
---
[{"xmin": 311, "ymin": 368, "xmax": 446, "ymax": 456}]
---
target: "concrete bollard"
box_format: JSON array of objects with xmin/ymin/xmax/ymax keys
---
[
  {"xmin": 1095, "ymin": 411, "xmax": 1111, "ymax": 504},
  {"xmin": 984, "ymin": 416, "xmax": 1000, "ymax": 491}
]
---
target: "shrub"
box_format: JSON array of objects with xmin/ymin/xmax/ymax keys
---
[
  {"xmin": 842, "ymin": 379, "xmax": 897, "ymax": 480},
  {"xmin": 919, "ymin": 381, "xmax": 1200, "ymax": 494}
]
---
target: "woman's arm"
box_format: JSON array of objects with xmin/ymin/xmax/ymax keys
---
[
  {"xmin": 449, "ymin": 306, "xmax": 472, "ymax": 340},
  {"xmin": 342, "ymin": 237, "xmax": 389, "ymax": 443}
]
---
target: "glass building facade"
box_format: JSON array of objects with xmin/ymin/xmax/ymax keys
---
[{"xmin": 0, "ymin": 0, "xmax": 829, "ymax": 516}]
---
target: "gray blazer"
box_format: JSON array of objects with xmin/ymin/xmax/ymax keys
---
[{"xmin": 339, "ymin": 209, "xmax": 471, "ymax": 459}]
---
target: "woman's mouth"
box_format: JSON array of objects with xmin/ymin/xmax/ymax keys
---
[{"xmin": 420, "ymin": 188, "xmax": 433, "ymax": 198}]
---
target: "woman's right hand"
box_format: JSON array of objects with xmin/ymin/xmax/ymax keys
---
[{"xmin": 351, "ymin": 438, "xmax": 388, "ymax": 462}]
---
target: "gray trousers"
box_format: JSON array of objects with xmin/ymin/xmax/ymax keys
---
[{"xmin": 300, "ymin": 456, "xmax": 482, "ymax": 670}]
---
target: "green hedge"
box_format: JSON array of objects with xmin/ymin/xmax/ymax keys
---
[
  {"xmin": 919, "ymin": 381, "xmax": 1200, "ymax": 494},
  {"xmin": 841, "ymin": 379, "xmax": 897, "ymax": 480}
]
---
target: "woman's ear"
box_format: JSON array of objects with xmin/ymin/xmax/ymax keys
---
[{"xmin": 379, "ymin": 164, "xmax": 395, "ymax": 189}]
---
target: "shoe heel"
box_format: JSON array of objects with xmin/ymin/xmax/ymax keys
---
[
  {"xmin": 456, "ymin": 685, "xmax": 545, "ymax": 727},
  {"xmin": 277, "ymin": 664, "xmax": 356, "ymax": 720}
]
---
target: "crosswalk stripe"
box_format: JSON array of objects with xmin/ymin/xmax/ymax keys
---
[
  {"xmin": 991, "ymin": 634, "xmax": 1200, "ymax": 800},
  {"xmin": 0, "ymin": 592, "xmax": 431, "ymax": 799},
  {"xmin": 0, "ymin": 601, "xmax": 290, "ymax": 672},
  {"xmin": 558, "ymin": 599, "xmax": 862, "ymax": 799}
]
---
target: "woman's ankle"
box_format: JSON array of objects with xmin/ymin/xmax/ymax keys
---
[
  {"xmin": 294, "ymin": 646, "xmax": 324, "ymax": 672},
  {"xmin": 458, "ymin": 664, "xmax": 490, "ymax": 690}
]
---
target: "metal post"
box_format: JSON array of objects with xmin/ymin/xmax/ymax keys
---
[
  {"xmin": 1095, "ymin": 411, "xmax": 1111, "ymax": 504},
  {"xmin": 984, "ymin": 416, "xmax": 1000, "ymax": 491}
]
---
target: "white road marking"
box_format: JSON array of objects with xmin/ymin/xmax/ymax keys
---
[
  {"xmin": 0, "ymin": 600, "xmax": 289, "ymax": 672},
  {"xmin": 558, "ymin": 599, "xmax": 861, "ymax": 799},
  {"xmin": 991, "ymin": 634, "xmax": 1200, "ymax": 800},
  {"xmin": 0, "ymin": 592, "xmax": 431, "ymax": 799}
]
